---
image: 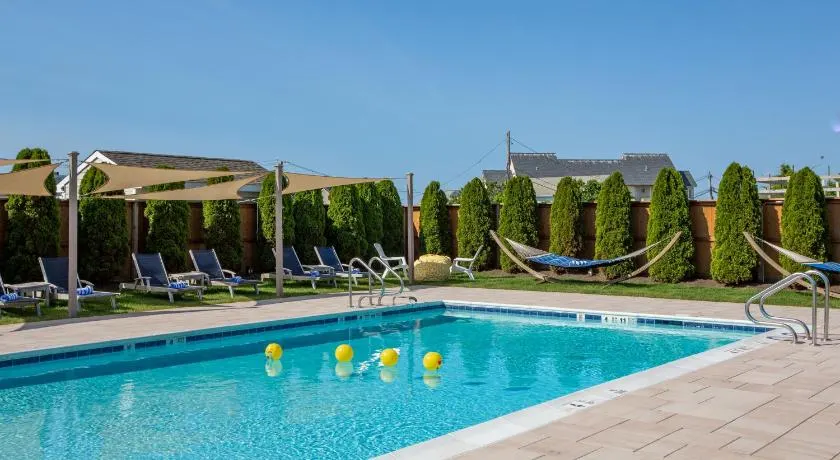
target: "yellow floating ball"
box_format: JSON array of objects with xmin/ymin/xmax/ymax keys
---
[
  {"xmin": 265, "ymin": 360, "xmax": 283, "ymax": 377},
  {"xmin": 380, "ymin": 348, "xmax": 399, "ymax": 367},
  {"xmin": 379, "ymin": 367, "xmax": 396, "ymax": 384},
  {"xmin": 335, "ymin": 344, "xmax": 354, "ymax": 362},
  {"xmin": 264, "ymin": 343, "xmax": 283, "ymax": 361},
  {"xmin": 423, "ymin": 372, "xmax": 441, "ymax": 389},
  {"xmin": 335, "ymin": 362, "xmax": 354, "ymax": 379},
  {"xmin": 423, "ymin": 351, "xmax": 443, "ymax": 371}
]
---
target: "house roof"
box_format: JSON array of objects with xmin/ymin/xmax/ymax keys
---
[
  {"xmin": 96, "ymin": 150, "xmax": 266, "ymax": 172},
  {"xmin": 481, "ymin": 169, "xmax": 508, "ymax": 184},
  {"xmin": 510, "ymin": 152, "xmax": 683, "ymax": 186}
]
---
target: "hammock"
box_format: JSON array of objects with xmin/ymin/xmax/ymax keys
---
[{"xmin": 744, "ymin": 232, "xmax": 840, "ymax": 299}]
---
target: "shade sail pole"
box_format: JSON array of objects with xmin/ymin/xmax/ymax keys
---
[
  {"xmin": 275, "ymin": 162, "xmax": 284, "ymax": 298},
  {"xmin": 406, "ymin": 172, "xmax": 415, "ymax": 284},
  {"xmin": 67, "ymin": 151, "xmax": 79, "ymax": 317}
]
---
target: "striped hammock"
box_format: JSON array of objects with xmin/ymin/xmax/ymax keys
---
[{"xmin": 503, "ymin": 237, "xmax": 669, "ymax": 270}]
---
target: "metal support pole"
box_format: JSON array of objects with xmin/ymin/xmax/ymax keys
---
[
  {"xmin": 131, "ymin": 201, "xmax": 139, "ymax": 277},
  {"xmin": 67, "ymin": 151, "xmax": 79, "ymax": 317},
  {"xmin": 275, "ymin": 162, "xmax": 284, "ymax": 298},
  {"xmin": 406, "ymin": 172, "xmax": 415, "ymax": 284}
]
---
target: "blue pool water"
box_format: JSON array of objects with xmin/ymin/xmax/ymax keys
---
[{"xmin": 0, "ymin": 307, "xmax": 754, "ymax": 459}]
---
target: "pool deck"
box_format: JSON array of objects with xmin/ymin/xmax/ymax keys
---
[{"xmin": 2, "ymin": 286, "xmax": 839, "ymax": 459}]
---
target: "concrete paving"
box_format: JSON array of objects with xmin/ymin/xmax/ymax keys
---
[{"xmin": 1, "ymin": 286, "xmax": 837, "ymax": 459}]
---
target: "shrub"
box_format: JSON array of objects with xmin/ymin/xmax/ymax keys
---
[
  {"xmin": 594, "ymin": 172, "xmax": 632, "ymax": 279},
  {"xmin": 419, "ymin": 181, "xmax": 451, "ymax": 255},
  {"xmin": 258, "ymin": 172, "xmax": 294, "ymax": 246},
  {"xmin": 144, "ymin": 165, "xmax": 190, "ymax": 271},
  {"xmin": 357, "ymin": 182, "xmax": 383, "ymax": 258},
  {"xmin": 377, "ymin": 180, "xmax": 403, "ymax": 255},
  {"xmin": 580, "ymin": 179, "xmax": 602, "ymax": 202},
  {"xmin": 326, "ymin": 185, "xmax": 366, "ymax": 261},
  {"xmin": 499, "ymin": 176, "xmax": 538, "ymax": 272},
  {"xmin": 456, "ymin": 178, "xmax": 492, "ymax": 269},
  {"xmin": 780, "ymin": 167, "xmax": 828, "ymax": 272},
  {"xmin": 293, "ymin": 189, "xmax": 326, "ymax": 264},
  {"xmin": 646, "ymin": 168, "xmax": 694, "ymax": 282},
  {"xmin": 711, "ymin": 163, "xmax": 762, "ymax": 284},
  {"xmin": 79, "ymin": 166, "xmax": 129, "ymax": 282},
  {"xmin": 549, "ymin": 177, "xmax": 583, "ymax": 266},
  {"xmin": 202, "ymin": 168, "xmax": 242, "ymax": 270},
  {"xmin": 2, "ymin": 148, "xmax": 60, "ymax": 282}
]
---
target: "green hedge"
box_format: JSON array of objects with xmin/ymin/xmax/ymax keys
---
[
  {"xmin": 711, "ymin": 163, "xmax": 762, "ymax": 284},
  {"xmin": 646, "ymin": 168, "xmax": 694, "ymax": 282},
  {"xmin": 258, "ymin": 172, "xmax": 294, "ymax": 246},
  {"xmin": 203, "ymin": 168, "xmax": 242, "ymax": 270},
  {"xmin": 580, "ymin": 179, "xmax": 602, "ymax": 202},
  {"xmin": 357, "ymin": 182, "xmax": 383, "ymax": 258},
  {"xmin": 79, "ymin": 166, "xmax": 129, "ymax": 282},
  {"xmin": 419, "ymin": 180, "xmax": 451, "ymax": 255},
  {"xmin": 144, "ymin": 165, "xmax": 190, "ymax": 271},
  {"xmin": 2, "ymin": 148, "xmax": 60, "ymax": 282},
  {"xmin": 594, "ymin": 172, "xmax": 632, "ymax": 279},
  {"xmin": 377, "ymin": 180, "xmax": 403, "ymax": 255},
  {"xmin": 781, "ymin": 167, "xmax": 828, "ymax": 272},
  {"xmin": 293, "ymin": 189, "xmax": 326, "ymax": 264},
  {"xmin": 456, "ymin": 178, "xmax": 492, "ymax": 269},
  {"xmin": 549, "ymin": 177, "xmax": 583, "ymax": 266},
  {"xmin": 327, "ymin": 185, "xmax": 366, "ymax": 261},
  {"xmin": 499, "ymin": 176, "xmax": 538, "ymax": 272}
]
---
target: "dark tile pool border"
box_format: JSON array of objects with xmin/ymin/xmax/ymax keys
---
[{"xmin": 0, "ymin": 300, "xmax": 773, "ymax": 370}]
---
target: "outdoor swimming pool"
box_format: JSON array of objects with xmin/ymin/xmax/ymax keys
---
[{"xmin": 0, "ymin": 303, "xmax": 763, "ymax": 459}]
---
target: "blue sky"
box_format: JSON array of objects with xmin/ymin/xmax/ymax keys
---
[{"xmin": 1, "ymin": 0, "xmax": 838, "ymax": 198}]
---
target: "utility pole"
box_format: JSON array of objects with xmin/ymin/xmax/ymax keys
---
[
  {"xmin": 505, "ymin": 130, "xmax": 511, "ymax": 180},
  {"xmin": 707, "ymin": 171, "xmax": 714, "ymax": 200}
]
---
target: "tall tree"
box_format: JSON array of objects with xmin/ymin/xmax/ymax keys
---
[
  {"xmin": 3, "ymin": 148, "xmax": 60, "ymax": 282},
  {"xmin": 419, "ymin": 181, "xmax": 451, "ymax": 255},
  {"xmin": 293, "ymin": 189, "xmax": 326, "ymax": 264},
  {"xmin": 456, "ymin": 178, "xmax": 492, "ymax": 269},
  {"xmin": 145, "ymin": 165, "xmax": 190, "ymax": 271},
  {"xmin": 710, "ymin": 163, "xmax": 762, "ymax": 284},
  {"xmin": 326, "ymin": 185, "xmax": 367, "ymax": 261},
  {"xmin": 79, "ymin": 166, "xmax": 129, "ymax": 282},
  {"xmin": 376, "ymin": 180, "xmax": 404, "ymax": 255},
  {"xmin": 202, "ymin": 168, "xmax": 242, "ymax": 270},
  {"xmin": 780, "ymin": 167, "xmax": 828, "ymax": 272},
  {"xmin": 594, "ymin": 172, "xmax": 632, "ymax": 279},
  {"xmin": 499, "ymin": 176, "xmax": 538, "ymax": 272},
  {"xmin": 549, "ymin": 177, "xmax": 583, "ymax": 266},
  {"xmin": 357, "ymin": 182, "xmax": 383, "ymax": 258},
  {"xmin": 646, "ymin": 168, "xmax": 695, "ymax": 282},
  {"xmin": 580, "ymin": 180, "xmax": 602, "ymax": 202}
]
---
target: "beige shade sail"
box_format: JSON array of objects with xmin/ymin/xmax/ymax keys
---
[
  {"xmin": 113, "ymin": 172, "xmax": 268, "ymax": 201},
  {"xmin": 0, "ymin": 164, "xmax": 60, "ymax": 196},
  {"xmin": 282, "ymin": 172, "xmax": 380, "ymax": 194},
  {"xmin": 0, "ymin": 158, "xmax": 52, "ymax": 167},
  {"xmin": 90, "ymin": 163, "xmax": 250, "ymax": 194}
]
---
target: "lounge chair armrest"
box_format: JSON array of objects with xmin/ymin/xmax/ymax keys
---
[
  {"xmin": 221, "ymin": 269, "xmax": 237, "ymax": 277},
  {"xmin": 282, "ymin": 268, "xmax": 292, "ymax": 275},
  {"xmin": 303, "ymin": 264, "xmax": 334, "ymax": 273},
  {"xmin": 79, "ymin": 279, "xmax": 95, "ymax": 288},
  {"xmin": 453, "ymin": 257, "xmax": 473, "ymax": 262}
]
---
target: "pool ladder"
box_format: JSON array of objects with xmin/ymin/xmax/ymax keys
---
[
  {"xmin": 347, "ymin": 257, "xmax": 417, "ymax": 308},
  {"xmin": 745, "ymin": 270, "xmax": 830, "ymax": 345}
]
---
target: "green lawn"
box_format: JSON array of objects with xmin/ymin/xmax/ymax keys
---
[{"xmin": 421, "ymin": 271, "xmax": 840, "ymax": 308}]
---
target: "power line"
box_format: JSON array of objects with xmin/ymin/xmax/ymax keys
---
[
  {"xmin": 510, "ymin": 137, "xmax": 542, "ymax": 154},
  {"xmin": 442, "ymin": 139, "xmax": 506, "ymax": 187}
]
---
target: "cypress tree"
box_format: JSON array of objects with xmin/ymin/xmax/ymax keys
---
[
  {"xmin": 580, "ymin": 179, "xmax": 602, "ymax": 202},
  {"xmin": 646, "ymin": 168, "xmax": 694, "ymax": 282},
  {"xmin": 357, "ymin": 182, "xmax": 383, "ymax": 258},
  {"xmin": 780, "ymin": 167, "xmax": 828, "ymax": 272},
  {"xmin": 79, "ymin": 166, "xmax": 129, "ymax": 282},
  {"xmin": 258, "ymin": 172, "xmax": 294, "ymax": 270},
  {"xmin": 144, "ymin": 165, "xmax": 190, "ymax": 271},
  {"xmin": 419, "ymin": 181, "xmax": 451, "ymax": 255},
  {"xmin": 3, "ymin": 148, "xmax": 60, "ymax": 282},
  {"xmin": 376, "ymin": 180, "xmax": 404, "ymax": 255},
  {"xmin": 711, "ymin": 163, "xmax": 762, "ymax": 284},
  {"xmin": 499, "ymin": 176, "xmax": 538, "ymax": 272},
  {"xmin": 293, "ymin": 189, "xmax": 326, "ymax": 264},
  {"xmin": 456, "ymin": 178, "xmax": 492, "ymax": 269},
  {"xmin": 326, "ymin": 185, "xmax": 367, "ymax": 261},
  {"xmin": 549, "ymin": 177, "xmax": 583, "ymax": 267},
  {"xmin": 202, "ymin": 168, "xmax": 242, "ymax": 270},
  {"xmin": 594, "ymin": 172, "xmax": 633, "ymax": 279}
]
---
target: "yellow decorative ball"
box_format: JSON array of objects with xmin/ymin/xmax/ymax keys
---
[
  {"xmin": 423, "ymin": 351, "xmax": 443, "ymax": 371},
  {"xmin": 264, "ymin": 343, "xmax": 283, "ymax": 361},
  {"xmin": 335, "ymin": 344, "xmax": 354, "ymax": 362},
  {"xmin": 335, "ymin": 362, "xmax": 354, "ymax": 379},
  {"xmin": 380, "ymin": 348, "xmax": 399, "ymax": 367}
]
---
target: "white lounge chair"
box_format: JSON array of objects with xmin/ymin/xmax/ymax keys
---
[
  {"xmin": 373, "ymin": 243, "xmax": 408, "ymax": 278},
  {"xmin": 450, "ymin": 245, "xmax": 483, "ymax": 281}
]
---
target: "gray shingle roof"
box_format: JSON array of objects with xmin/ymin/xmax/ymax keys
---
[
  {"xmin": 97, "ymin": 150, "xmax": 266, "ymax": 172},
  {"xmin": 482, "ymin": 169, "xmax": 508, "ymax": 184},
  {"xmin": 680, "ymin": 170, "xmax": 697, "ymax": 188},
  {"xmin": 510, "ymin": 153, "xmax": 679, "ymax": 186}
]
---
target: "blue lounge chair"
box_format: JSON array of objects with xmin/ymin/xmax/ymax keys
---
[
  {"xmin": 190, "ymin": 249, "xmax": 261, "ymax": 298},
  {"xmin": 0, "ymin": 272, "xmax": 41, "ymax": 317},
  {"xmin": 315, "ymin": 246, "xmax": 367, "ymax": 285},
  {"xmin": 39, "ymin": 257, "xmax": 118, "ymax": 310},
  {"xmin": 261, "ymin": 247, "xmax": 337, "ymax": 288},
  {"xmin": 121, "ymin": 253, "xmax": 205, "ymax": 303}
]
